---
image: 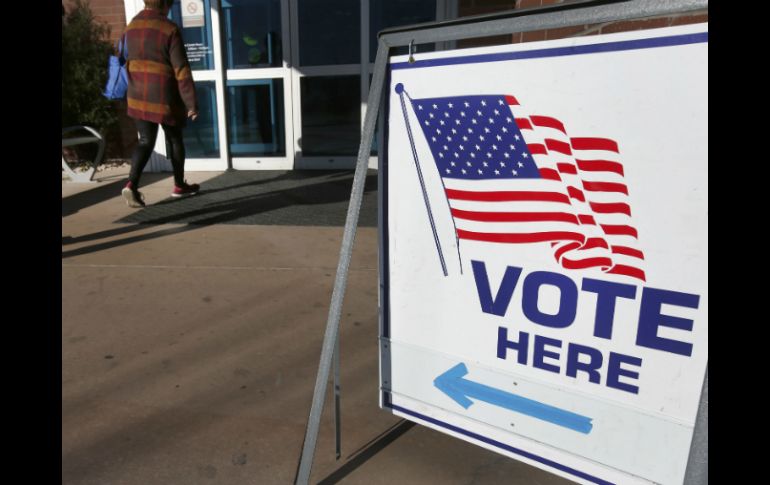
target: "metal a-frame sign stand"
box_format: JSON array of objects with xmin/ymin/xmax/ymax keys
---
[{"xmin": 294, "ymin": 1, "xmax": 708, "ymax": 484}]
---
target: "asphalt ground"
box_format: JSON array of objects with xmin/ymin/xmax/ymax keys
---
[{"xmin": 62, "ymin": 166, "xmax": 574, "ymax": 485}]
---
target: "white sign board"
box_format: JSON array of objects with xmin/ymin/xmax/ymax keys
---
[
  {"xmin": 380, "ymin": 24, "xmax": 708, "ymax": 485},
  {"xmin": 181, "ymin": 0, "xmax": 205, "ymax": 28}
]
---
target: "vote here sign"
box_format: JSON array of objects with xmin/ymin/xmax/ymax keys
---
[{"xmin": 380, "ymin": 23, "xmax": 707, "ymax": 485}]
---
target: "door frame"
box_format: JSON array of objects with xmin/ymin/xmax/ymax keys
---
[{"xmin": 226, "ymin": 0, "xmax": 295, "ymax": 170}]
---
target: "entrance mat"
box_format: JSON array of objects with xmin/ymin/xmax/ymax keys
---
[{"xmin": 117, "ymin": 170, "xmax": 378, "ymax": 227}]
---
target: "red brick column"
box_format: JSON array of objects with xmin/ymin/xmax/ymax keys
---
[{"xmin": 515, "ymin": 0, "xmax": 708, "ymax": 43}]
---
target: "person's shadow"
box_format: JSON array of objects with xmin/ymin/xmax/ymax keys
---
[{"xmin": 62, "ymin": 170, "xmax": 377, "ymax": 259}]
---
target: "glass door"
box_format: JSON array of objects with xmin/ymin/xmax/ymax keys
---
[
  {"xmin": 168, "ymin": 0, "xmax": 229, "ymax": 171},
  {"xmin": 220, "ymin": 0, "xmax": 294, "ymax": 170},
  {"xmin": 121, "ymin": 0, "xmax": 228, "ymax": 171},
  {"xmin": 289, "ymin": 0, "xmax": 363, "ymax": 169},
  {"xmin": 123, "ymin": 0, "xmax": 292, "ymax": 172}
]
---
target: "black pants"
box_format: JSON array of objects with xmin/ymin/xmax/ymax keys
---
[{"xmin": 129, "ymin": 119, "xmax": 186, "ymax": 188}]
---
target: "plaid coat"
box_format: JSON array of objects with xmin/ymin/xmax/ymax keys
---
[{"xmin": 124, "ymin": 9, "xmax": 197, "ymax": 126}]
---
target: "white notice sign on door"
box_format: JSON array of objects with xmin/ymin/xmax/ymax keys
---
[{"xmin": 181, "ymin": 0, "xmax": 204, "ymax": 28}]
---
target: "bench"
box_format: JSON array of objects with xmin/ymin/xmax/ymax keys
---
[{"xmin": 62, "ymin": 126, "xmax": 105, "ymax": 183}]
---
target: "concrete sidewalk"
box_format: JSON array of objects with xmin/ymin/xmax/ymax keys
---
[{"xmin": 62, "ymin": 166, "xmax": 573, "ymax": 485}]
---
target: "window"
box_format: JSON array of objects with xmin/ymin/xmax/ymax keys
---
[
  {"xmin": 300, "ymin": 76, "xmax": 360, "ymax": 155},
  {"xmin": 227, "ymin": 79, "xmax": 286, "ymax": 156},
  {"xmin": 222, "ymin": 0, "xmax": 283, "ymax": 69},
  {"xmin": 370, "ymin": 0, "xmax": 436, "ymax": 61},
  {"xmin": 185, "ymin": 82, "xmax": 220, "ymax": 158},
  {"xmin": 298, "ymin": 0, "xmax": 360, "ymax": 66}
]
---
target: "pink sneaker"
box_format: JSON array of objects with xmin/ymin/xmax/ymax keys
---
[
  {"xmin": 121, "ymin": 181, "xmax": 146, "ymax": 208},
  {"xmin": 171, "ymin": 181, "xmax": 200, "ymax": 198}
]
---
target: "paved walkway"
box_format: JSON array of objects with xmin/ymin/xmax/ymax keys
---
[{"xmin": 62, "ymin": 166, "xmax": 574, "ymax": 485}]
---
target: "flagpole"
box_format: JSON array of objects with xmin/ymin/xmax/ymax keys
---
[{"xmin": 397, "ymin": 83, "xmax": 448, "ymax": 277}]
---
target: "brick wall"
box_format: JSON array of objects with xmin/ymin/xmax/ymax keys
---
[
  {"xmin": 64, "ymin": 0, "xmax": 127, "ymax": 43},
  {"xmin": 515, "ymin": 0, "xmax": 709, "ymax": 43},
  {"xmin": 456, "ymin": 0, "xmax": 708, "ymax": 47},
  {"xmin": 456, "ymin": 1, "xmax": 518, "ymax": 49}
]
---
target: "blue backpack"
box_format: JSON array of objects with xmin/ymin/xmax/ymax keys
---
[{"xmin": 103, "ymin": 34, "xmax": 128, "ymax": 100}]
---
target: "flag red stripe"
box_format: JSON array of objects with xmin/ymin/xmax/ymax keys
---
[
  {"xmin": 589, "ymin": 202, "xmax": 631, "ymax": 216},
  {"xmin": 611, "ymin": 246, "xmax": 645, "ymax": 259},
  {"xmin": 545, "ymin": 139, "xmax": 572, "ymax": 155},
  {"xmin": 576, "ymin": 159, "xmax": 625, "ymax": 176},
  {"xmin": 539, "ymin": 168, "xmax": 561, "ymax": 181},
  {"xmin": 451, "ymin": 208, "xmax": 579, "ymax": 223},
  {"xmin": 608, "ymin": 265, "xmax": 646, "ymax": 282},
  {"xmin": 578, "ymin": 215, "xmax": 596, "ymax": 225},
  {"xmin": 582, "ymin": 181, "xmax": 629, "ymax": 195},
  {"xmin": 516, "ymin": 118, "xmax": 533, "ymax": 130},
  {"xmin": 527, "ymin": 143, "xmax": 547, "ymax": 155},
  {"xmin": 554, "ymin": 242, "xmax": 581, "ymax": 260},
  {"xmin": 567, "ymin": 186, "xmax": 586, "ymax": 202},
  {"xmin": 571, "ymin": 137, "xmax": 619, "ymax": 152},
  {"xmin": 506, "ymin": 95, "xmax": 519, "ymax": 105},
  {"xmin": 531, "ymin": 115, "xmax": 566, "ymax": 134},
  {"xmin": 445, "ymin": 189, "xmax": 571, "ymax": 203},
  {"xmin": 553, "ymin": 240, "xmax": 612, "ymax": 261},
  {"xmin": 601, "ymin": 224, "xmax": 638, "ymax": 238},
  {"xmin": 557, "ymin": 163, "xmax": 578, "ymax": 174},
  {"xmin": 583, "ymin": 237, "xmax": 609, "ymax": 250},
  {"xmin": 457, "ymin": 230, "xmax": 584, "ymax": 244},
  {"xmin": 561, "ymin": 257, "xmax": 613, "ymax": 270}
]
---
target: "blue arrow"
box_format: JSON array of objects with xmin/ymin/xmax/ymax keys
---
[{"xmin": 433, "ymin": 363, "xmax": 593, "ymax": 434}]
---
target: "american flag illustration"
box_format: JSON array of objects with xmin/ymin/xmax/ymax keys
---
[{"xmin": 397, "ymin": 84, "xmax": 645, "ymax": 282}]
